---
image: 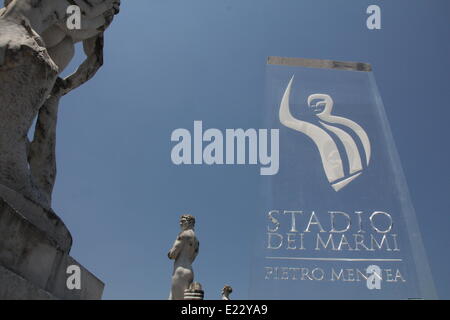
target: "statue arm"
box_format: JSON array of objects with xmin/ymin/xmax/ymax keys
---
[
  {"xmin": 52, "ymin": 34, "xmax": 104, "ymax": 97},
  {"xmin": 28, "ymin": 95, "xmax": 60, "ymax": 206},
  {"xmin": 2, "ymin": 0, "xmax": 119, "ymax": 73},
  {"xmin": 192, "ymin": 240, "xmax": 199, "ymax": 262},
  {"xmin": 2, "ymin": 0, "xmax": 119, "ymax": 35},
  {"xmin": 28, "ymin": 34, "xmax": 104, "ymax": 204},
  {"xmin": 168, "ymin": 235, "xmax": 185, "ymax": 260}
]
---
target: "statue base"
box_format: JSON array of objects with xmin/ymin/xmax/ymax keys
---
[
  {"xmin": 0, "ymin": 197, "xmax": 104, "ymax": 300},
  {"xmin": 184, "ymin": 282, "xmax": 204, "ymax": 300}
]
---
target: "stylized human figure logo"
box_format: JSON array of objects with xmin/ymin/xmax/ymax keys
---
[{"xmin": 279, "ymin": 76, "xmax": 371, "ymax": 191}]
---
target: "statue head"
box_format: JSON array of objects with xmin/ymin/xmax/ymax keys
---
[
  {"xmin": 222, "ymin": 285, "xmax": 232, "ymax": 294},
  {"xmin": 307, "ymin": 94, "xmax": 333, "ymax": 115},
  {"xmin": 180, "ymin": 214, "xmax": 195, "ymax": 230}
]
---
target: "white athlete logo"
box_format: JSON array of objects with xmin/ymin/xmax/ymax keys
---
[{"xmin": 279, "ymin": 76, "xmax": 371, "ymax": 191}]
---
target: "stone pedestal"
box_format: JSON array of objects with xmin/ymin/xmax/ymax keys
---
[
  {"xmin": 0, "ymin": 194, "xmax": 104, "ymax": 300},
  {"xmin": 184, "ymin": 282, "xmax": 204, "ymax": 300}
]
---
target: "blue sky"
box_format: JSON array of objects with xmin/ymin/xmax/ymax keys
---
[{"xmin": 50, "ymin": 0, "xmax": 450, "ymax": 299}]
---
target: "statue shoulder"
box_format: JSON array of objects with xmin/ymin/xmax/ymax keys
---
[{"xmin": 178, "ymin": 229, "xmax": 195, "ymax": 240}]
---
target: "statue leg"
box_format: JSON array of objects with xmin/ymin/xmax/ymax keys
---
[
  {"xmin": 170, "ymin": 267, "xmax": 194, "ymax": 300},
  {"xmin": 28, "ymin": 95, "xmax": 61, "ymax": 206},
  {"xmin": 26, "ymin": 34, "xmax": 104, "ymax": 208}
]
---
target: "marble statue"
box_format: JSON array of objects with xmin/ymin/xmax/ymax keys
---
[
  {"xmin": 0, "ymin": 0, "xmax": 119, "ymax": 210},
  {"xmin": 0, "ymin": 0, "xmax": 119, "ymax": 299},
  {"xmin": 168, "ymin": 214, "xmax": 200, "ymax": 300},
  {"xmin": 221, "ymin": 285, "xmax": 232, "ymax": 300}
]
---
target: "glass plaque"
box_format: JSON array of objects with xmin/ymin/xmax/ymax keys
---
[{"xmin": 249, "ymin": 57, "xmax": 437, "ymax": 299}]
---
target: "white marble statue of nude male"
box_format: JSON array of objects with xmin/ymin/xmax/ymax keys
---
[{"xmin": 168, "ymin": 214, "xmax": 199, "ymax": 300}]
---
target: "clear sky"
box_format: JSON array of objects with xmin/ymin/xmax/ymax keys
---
[{"xmin": 48, "ymin": 0, "xmax": 450, "ymax": 299}]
